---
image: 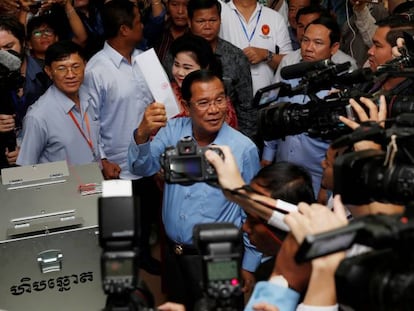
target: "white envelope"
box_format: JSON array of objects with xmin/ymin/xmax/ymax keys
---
[{"xmin": 134, "ymin": 48, "xmax": 180, "ymax": 118}]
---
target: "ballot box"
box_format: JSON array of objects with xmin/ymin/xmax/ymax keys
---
[{"xmin": 0, "ymin": 161, "xmax": 106, "ymax": 311}]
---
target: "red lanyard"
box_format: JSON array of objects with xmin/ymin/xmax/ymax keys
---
[{"xmin": 68, "ymin": 109, "xmax": 96, "ymax": 158}]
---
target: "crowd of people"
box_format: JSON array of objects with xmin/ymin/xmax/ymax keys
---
[{"xmin": 0, "ymin": 0, "xmax": 413, "ymax": 310}]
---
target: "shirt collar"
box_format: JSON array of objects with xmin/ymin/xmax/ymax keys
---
[{"xmin": 103, "ymin": 41, "xmax": 141, "ymax": 68}]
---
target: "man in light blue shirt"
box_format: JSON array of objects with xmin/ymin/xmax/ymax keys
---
[
  {"xmin": 17, "ymin": 41, "xmax": 99, "ymax": 166},
  {"xmin": 83, "ymin": 0, "xmax": 163, "ymax": 275},
  {"xmin": 128, "ymin": 69, "xmax": 261, "ymax": 310},
  {"xmin": 84, "ymin": 0, "xmax": 153, "ymax": 180},
  {"xmin": 262, "ymin": 16, "xmax": 344, "ymax": 196}
]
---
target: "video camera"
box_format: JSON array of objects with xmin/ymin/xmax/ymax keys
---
[
  {"xmin": 255, "ymin": 59, "xmax": 377, "ymax": 140},
  {"xmin": 332, "ymin": 113, "xmax": 414, "ymax": 206},
  {"xmin": 98, "ymin": 180, "xmax": 155, "ymax": 311},
  {"xmin": 295, "ymin": 213, "xmax": 414, "ymax": 311},
  {"xmin": 160, "ymin": 136, "xmax": 224, "ymax": 185},
  {"xmin": 193, "ymin": 223, "xmax": 243, "ymax": 311}
]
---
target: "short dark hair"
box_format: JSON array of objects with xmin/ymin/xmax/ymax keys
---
[
  {"xmin": 0, "ymin": 15, "xmax": 25, "ymax": 49},
  {"xmin": 26, "ymin": 15, "xmax": 57, "ymax": 40},
  {"xmin": 306, "ymin": 15, "xmax": 341, "ymax": 46},
  {"xmin": 181, "ymin": 69, "xmax": 223, "ymax": 103},
  {"xmin": 252, "ymin": 162, "xmax": 315, "ymax": 204},
  {"xmin": 170, "ymin": 33, "xmax": 222, "ymax": 74},
  {"xmin": 45, "ymin": 40, "xmax": 85, "ymax": 66},
  {"xmin": 102, "ymin": 0, "xmax": 137, "ymax": 39},
  {"xmin": 187, "ymin": 0, "xmax": 221, "ymax": 20},
  {"xmin": 295, "ymin": 4, "xmax": 331, "ymax": 23}
]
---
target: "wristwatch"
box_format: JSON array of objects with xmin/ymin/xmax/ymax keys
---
[{"xmin": 266, "ymin": 50, "xmax": 274, "ymax": 63}]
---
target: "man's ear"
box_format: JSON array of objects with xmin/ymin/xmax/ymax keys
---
[
  {"xmin": 44, "ymin": 65, "xmax": 53, "ymax": 80},
  {"xmin": 119, "ymin": 24, "xmax": 129, "ymax": 37},
  {"xmin": 330, "ymin": 42, "xmax": 340, "ymax": 56},
  {"xmin": 183, "ymin": 101, "xmax": 190, "ymax": 115}
]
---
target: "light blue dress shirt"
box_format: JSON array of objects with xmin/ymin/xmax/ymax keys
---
[
  {"xmin": 244, "ymin": 281, "xmax": 300, "ymax": 311},
  {"xmin": 17, "ymin": 85, "xmax": 99, "ymax": 166},
  {"xmin": 128, "ymin": 118, "xmax": 262, "ymax": 271},
  {"xmin": 84, "ymin": 42, "xmax": 154, "ymax": 179}
]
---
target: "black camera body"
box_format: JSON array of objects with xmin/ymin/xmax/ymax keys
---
[
  {"xmin": 193, "ymin": 223, "xmax": 243, "ymax": 311},
  {"xmin": 161, "ymin": 136, "xmax": 224, "ymax": 184}
]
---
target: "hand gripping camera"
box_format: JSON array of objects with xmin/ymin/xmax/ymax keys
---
[{"xmin": 160, "ymin": 136, "xmax": 224, "ymax": 185}]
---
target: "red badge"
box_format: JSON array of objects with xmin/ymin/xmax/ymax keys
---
[{"xmin": 262, "ymin": 24, "xmax": 270, "ymax": 36}]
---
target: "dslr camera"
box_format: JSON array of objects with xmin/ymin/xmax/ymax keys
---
[
  {"xmin": 193, "ymin": 223, "xmax": 243, "ymax": 311},
  {"xmin": 160, "ymin": 136, "xmax": 224, "ymax": 184}
]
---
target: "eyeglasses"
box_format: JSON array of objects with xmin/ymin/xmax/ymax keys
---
[
  {"xmin": 191, "ymin": 95, "xmax": 227, "ymax": 111},
  {"xmin": 53, "ymin": 63, "xmax": 84, "ymax": 77},
  {"xmin": 193, "ymin": 18, "xmax": 220, "ymax": 26},
  {"xmin": 32, "ymin": 28, "xmax": 55, "ymax": 38}
]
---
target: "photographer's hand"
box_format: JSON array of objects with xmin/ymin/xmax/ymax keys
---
[
  {"xmin": 339, "ymin": 95, "xmax": 386, "ymax": 151},
  {"xmin": 284, "ymin": 195, "xmax": 348, "ymax": 245},
  {"xmin": 134, "ymin": 102, "xmax": 167, "ymax": 144},
  {"xmin": 0, "ymin": 114, "xmax": 16, "ymax": 133},
  {"xmin": 204, "ymin": 145, "xmax": 245, "ymax": 190},
  {"xmin": 5, "ymin": 147, "xmax": 19, "ymax": 166},
  {"xmin": 252, "ymin": 303, "xmax": 280, "ymax": 311},
  {"xmin": 158, "ymin": 302, "xmax": 186, "ymax": 311}
]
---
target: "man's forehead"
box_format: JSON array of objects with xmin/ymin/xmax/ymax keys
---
[{"xmin": 304, "ymin": 23, "xmax": 330, "ymax": 38}]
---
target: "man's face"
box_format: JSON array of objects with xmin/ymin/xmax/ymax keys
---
[
  {"xmin": 367, "ymin": 26, "xmax": 393, "ymax": 72},
  {"xmin": 29, "ymin": 24, "xmax": 58, "ymax": 56},
  {"xmin": 241, "ymin": 180, "xmax": 282, "ymax": 256},
  {"xmin": 321, "ymin": 146, "xmax": 336, "ymax": 191},
  {"xmin": 168, "ymin": 0, "xmax": 189, "ymax": 27},
  {"xmin": 296, "ymin": 12, "xmax": 320, "ymax": 42},
  {"xmin": 0, "ymin": 29, "xmax": 22, "ymax": 54},
  {"xmin": 288, "ymin": 0, "xmax": 310, "ymax": 29},
  {"xmin": 301, "ymin": 23, "xmax": 339, "ymax": 61},
  {"xmin": 187, "ymin": 77, "xmax": 227, "ymax": 141},
  {"xmin": 189, "ymin": 7, "xmax": 220, "ymax": 44},
  {"xmin": 45, "ymin": 52, "xmax": 85, "ymax": 98},
  {"xmin": 172, "ymin": 51, "xmax": 201, "ymax": 87}
]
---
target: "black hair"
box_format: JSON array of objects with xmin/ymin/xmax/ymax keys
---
[
  {"xmin": 26, "ymin": 15, "xmax": 58, "ymax": 40},
  {"xmin": 102, "ymin": 0, "xmax": 137, "ymax": 39},
  {"xmin": 0, "ymin": 15, "xmax": 25, "ymax": 49},
  {"xmin": 45, "ymin": 40, "xmax": 85, "ymax": 66},
  {"xmin": 295, "ymin": 4, "xmax": 331, "ymax": 23},
  {"xmin": 306, "ymin": 15, "xmax": 341, "ymax": 46},
  {"xmin": 187, "ymin": 0, "xmax": 221, "ymax": 20},
  {"xmin": 252, "ymin": 162, "xmax": 315, "ymax": 204},
  {"xmin": 181, "ymin": 69, "xmax": 223, "ymax": 103},
  {"xmin": 392, "ymin": 2, "xmax": 414, "ymax": 15},
  {"xmin": 170, "ymin": 33, "xmax": 222, "ymax": 75}
]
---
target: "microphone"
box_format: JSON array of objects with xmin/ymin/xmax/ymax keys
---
[
  {"xmin": 335, "ymin": 68, "xmax": 374, "ymax": 86},
  {"xmin": 0, "ymin": 49, "xmax": 22, "ymax": 72},
  {"xmin": 280, "ymin": 59, "xmax": 332, "ymax": 80}
]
